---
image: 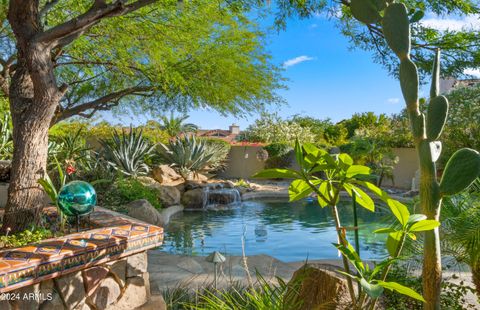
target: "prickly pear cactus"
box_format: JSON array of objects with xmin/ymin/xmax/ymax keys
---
[{"xmin": 348, "ymin": 1, "xmax": 480, "ymax": 308}]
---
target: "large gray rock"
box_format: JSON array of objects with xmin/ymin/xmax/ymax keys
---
[
  {"xmin": 285, "ymin": 263, "xmax": 349, "ymax": 310},
  {"xmin": 181, "ymin": 188, "xmax": 205, "ymax": 210},
  {"xmin": 152, "ymin": 165, "xmax": 182, "ymax": 184},
  {"xmin": 90, "ymin": 277, "xmax": 121, "ymax": 310},
  {"xmin": 150, "ymin": 184, "xmax": 181, "ymax": 207},
  {"xmin": 126, "ymin": 199, "xmax": 160, "ymax": 225},
  {"xmin": 54, "ymin": 271, "xmax": 87, "ymax": 309},
  {"xmin": 107, "ymin": 273, "xmax": 150, "ymax": 310},
  {"xmin": 126, "ymin": 252, "xmax": 148, "ymax": 277}
]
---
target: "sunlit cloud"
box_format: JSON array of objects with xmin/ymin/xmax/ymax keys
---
[
  {"xmin": 421, "ymin": 14, "xmax": 480, "ymax": 31},
  {"xmin": 282, "ymin": 56, "xmax": 315, "ymax": 68}
]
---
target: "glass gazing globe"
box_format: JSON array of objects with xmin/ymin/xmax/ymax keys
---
[{"xmin": 57, "ymin": 181, "xmax": 97, "ymax": 217}]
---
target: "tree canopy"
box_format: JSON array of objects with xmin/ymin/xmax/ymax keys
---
[
  {"xmin": 0, "ymin": 0, "xmax": 478, "ymax": 123},
  {"xmin": 0, "ymin": 0, "xmax": 284, "ymax": 123}
]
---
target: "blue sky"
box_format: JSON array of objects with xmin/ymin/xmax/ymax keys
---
[
  {"xmin": 187, "ymin": 16, "xmax": 406, "ymax": 130},
  {"xmin": 105, "ymin": 11, "xmax": 479, "ymax": 130}
]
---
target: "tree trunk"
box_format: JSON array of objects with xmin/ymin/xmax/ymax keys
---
[
  {"xmin": 472, "ymin": 264, "xmax": 480, "ymax": 297},
  {"xmin": 1, "ymin": 1, "xmax": 62, "ymax": 233}
]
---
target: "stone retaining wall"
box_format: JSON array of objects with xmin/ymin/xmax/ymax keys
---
[{"xmin": 0, "ymin": 207, "xmax": 163, "ymax": 309}]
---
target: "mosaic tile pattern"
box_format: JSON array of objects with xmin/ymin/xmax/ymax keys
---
[{"xmin": 0, "ymin": 207, "xmax": 163, "ymax": 293}]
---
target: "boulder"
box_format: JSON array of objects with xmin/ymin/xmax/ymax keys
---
[
  {"xmin": 107, "ymin": 273, "xmax": 150, "ymax": 310},
  {"xmin": 54, "ymin": 271, "xmax": 87, "ymax": 309},
  {"xmin": 126, "ymin": 252, "xmax": 148, "ymax": 277},
  {"xmin": 181, "ymin": 188, "xmax": 205, "ymax": 210},
  {"xmin": 152, "ymin": 165, "xmax": 182, "ymax": 184},
  {"xmin": 285, "ymin": 264, "xmax": 349, "ymax": 310},
  {"xmin": 126, "ymin": 199, "xmax": 160, "ymax": 225},
  {"xmin": 90, "ymin": 277, "xmax": 121, "ymax": 310},
  {"xmin": 149, "ymin": 184, "xmax": 181, "ymax": 207},
  {"xmin": 223, "ymin": 180, "xmax": 236, "ymax": 188}
]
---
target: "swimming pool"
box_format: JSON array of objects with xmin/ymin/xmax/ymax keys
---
[{"xmin": 158, "ymin": 199, "xmax": 390, "ymax": 262}]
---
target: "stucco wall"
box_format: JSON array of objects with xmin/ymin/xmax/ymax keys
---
[
  {"xmin": 382, "ymin": 148, "xmax": 419, "ymax": 189},
  {"xmin": 220, "ymin": 146, "xmax": 419, "ymax": 190},
  {"xmin": 219, "ymin": 146, "xmax": 266, "ymax": 179}
]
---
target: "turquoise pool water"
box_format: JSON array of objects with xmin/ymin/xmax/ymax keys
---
[{"xmin": 158, "ymin": 199, "xmax": 389, "ymax": 262}]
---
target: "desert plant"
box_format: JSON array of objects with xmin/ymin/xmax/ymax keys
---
[
  {"xmin": 349, "ymin": 3, "xmax": 480, "ymax": 307},
  {"xmin": 159, "ymin": 112, "xmax": 198, "ymax": 138},
  {"xmin": 254, "ymin": 141, "xmax": 438, "ymax": 308},
  {"xmin": 0, "ymin": 112, "xmax": 13, "ymax": 160},
  {"xmin": 101, "ymin": 126, "xmax": 155, "ymax": 177},
  {"xmin": 158, "ymin": 135, "xmax": 226, "ymax": 179},
  {"xmin": 441, "ymin": 184, "xmax": 480, "ymax": 296},
  {"xmin": 177, "ymin": 273, "xmax": 301, "ymax": 310}
]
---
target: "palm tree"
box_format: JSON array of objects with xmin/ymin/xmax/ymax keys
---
[
  {"xmin": 159, "ymin": 112, "xmax": 198, "ymax": 137},
  {"xmin": 442, "ymin": 179, "xmax": 480, "ymax": 296}
]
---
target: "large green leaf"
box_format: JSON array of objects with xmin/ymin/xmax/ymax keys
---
[
  {"xmin": 294, "ymin": 139, "xmax": 304, "ymax": 168},
  {"xmin": 334, "ymin": 242, "xmax": 365, "ymax": 275},
  {"xmin": 373, "ymin": 227, "xmax": 396, "ymax": 234},
  {"xmin": 361, "ymin": 278, "xmax": 384, "ymax": 298},
  {"xmin": 407, "ymin": 214, "xmax": 427, "ymax": 224},
  {"xmin": 346, "ymin": 165, "xmax": 371, "ymax": 178},
  {"xmin": 377, "ymin": 281, "xmax": 426, "ymax": 302},
  {"xmin": 409, "ymin": 220, "xmax": 440, "ymax": 232},
  {"xmin": 289, "ymin": 179, "xmax": 313, "ymax": 201},
  {"xmin": 386, "ymin": 231, "xmax": 403, "ymax": 257},
  {"xmin": 344, "ymin": 183, "xmax": 375, "ymax": 211},
  {"xmin": 387, "ymin": 199, "xmax": 410, "ymax": 227},
  {"xmin": 352, "ymin": 180, "xmax": 390, "ymax": 202},
  {"xmin": 338, "ymin": 153, "xmax": 353, "ymax": 168},
  {"xmin": 252, "ymin": 168, "xmax": 299, "ymax": 179}
]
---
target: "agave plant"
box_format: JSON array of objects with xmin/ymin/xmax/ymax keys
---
[
  {"xmin": 101, "ymin": 126, "xmax": 154, "ymax": 177},
  {"xmin": 0, "ymin": 112, "xmax": 13, "ymax": 160},
  {"xmin": 158, "ymin": 135, "xmax": 224, "ymax": 180}
]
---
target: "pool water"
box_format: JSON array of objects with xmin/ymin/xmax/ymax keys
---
[{"xmin": 158, "ymin": 199, "xmax": 390, "ymax": 262}]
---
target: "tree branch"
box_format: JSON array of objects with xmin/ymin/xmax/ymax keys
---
[
  {"xmin": 52, "ymin": 85, "xmax": 153, "ymax": 124},
  {"xmin": 36, "ymin": 0, "xmax": 157, "ymax": 48}
]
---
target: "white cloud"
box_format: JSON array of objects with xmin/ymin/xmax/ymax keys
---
[
  {"xmin": 283, "ymin": 56, "xmax": 315, "ymax": 68},
  {"xmin": 309, "ymin": 23, "xmax": 318, "ymax": 29},
  {"xmin": 387, "ymin": 98, "xmax": 400, "ymax": 104},
  {"xmin": 464, "ymin": 68, "xmax": 480, "ymax": 78},
  {"xmin": 421, "ymin": 14, "xmax": 480, "ymax": 31}
]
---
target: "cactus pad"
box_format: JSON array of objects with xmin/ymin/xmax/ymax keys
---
[
  {"xmin": 400, "ymin": 58, "xmax": 419, "ymax": 107},
  {"xmin": 430, "ymin": 49, "xmax": 441, "ymax": 99},
  {"xmin": 350, "ymin": 0, "xmax": 386, "ymax": 24},
  {"xmin": 426, "ymin": 95, "xmax": 449, "ymax": 141},
  {"xmin": 440, "ymin": 148, "xmax": 480, "ymax": 196},
  {"xmin": 382, "ymin": 3, "xmax": 411, "ymax": 59}
]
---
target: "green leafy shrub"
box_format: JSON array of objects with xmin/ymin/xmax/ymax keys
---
[
  {"xmin": 383, "ymin": 264, "xmax": 477, "ymax": 310},
  {"xmin": 0, "ymin": 228, "xmax": 52, "ymax": 248},
  {"xmin": 99, "ymin": 178, "xmax": 162, "ymax": 212},
  {"xmin": 263, "ymin": 142, "xmax": 292, "ymax": 169}
]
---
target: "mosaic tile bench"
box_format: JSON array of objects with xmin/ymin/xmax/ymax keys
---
[{"xmin": 0, "ymin": 207, "xmax": 164, "ymax": 310}]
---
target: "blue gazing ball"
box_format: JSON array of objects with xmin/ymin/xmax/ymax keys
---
[{"xmin": 57, "ymin": 181, "xmax": 96, "ymax": 217}]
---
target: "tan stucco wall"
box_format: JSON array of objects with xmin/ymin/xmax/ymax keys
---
[
  {"xmin": 382, "ymin": 148, "xmax": 419, "ymax": 189},
  {"xmin": 219, "ymin": 146, "xmax": 266, "ymax": 179},
  {"xmin": 221, "ymin": 146, "xmax": 419, "ymax": 190}
]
